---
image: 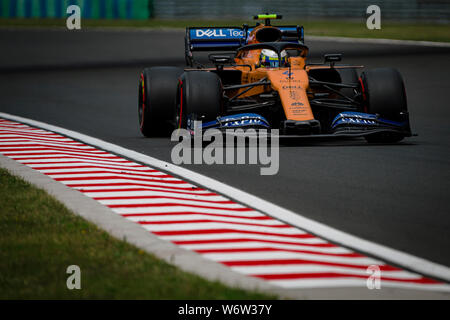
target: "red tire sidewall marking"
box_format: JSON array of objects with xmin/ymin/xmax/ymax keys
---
[
  {"xmin": 140, "ymin": 73, "xmax": 146, "ymax": 130},
  {"xmin": 359, "ymin": 77, "xmax": 368, "ymax": 113}
]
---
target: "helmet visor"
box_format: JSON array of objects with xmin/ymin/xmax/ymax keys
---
[{"xmin": 262, "ymin": 56, "xmax": 279, "ymax": 68}]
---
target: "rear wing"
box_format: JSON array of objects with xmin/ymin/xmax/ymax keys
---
[{"xmin": 185, "ymin": 25, "xmax": 304, "ymax": 66}]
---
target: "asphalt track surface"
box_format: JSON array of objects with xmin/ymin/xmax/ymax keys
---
[{"xmin": 1, "ymin": 28, "xmax": 449, "ymax": 271}]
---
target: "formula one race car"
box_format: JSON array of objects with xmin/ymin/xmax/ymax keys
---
[{"xmin": 138, "ymin": 14, "xmax": 412, "ymax": 142}]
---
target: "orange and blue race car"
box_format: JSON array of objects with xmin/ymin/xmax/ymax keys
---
[{"xmin": 138, "ymin": 14, "xmax": 412, "ymax": 143}]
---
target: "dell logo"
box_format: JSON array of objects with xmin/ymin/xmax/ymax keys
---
[{"xmin": 196, "ymin": 29, "xmax": 226, "ymax": 38}]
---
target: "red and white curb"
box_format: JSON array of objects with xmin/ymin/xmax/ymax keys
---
[{"xmin": 1, "ymin": 114, "xmax": 449, "ymax": 292}]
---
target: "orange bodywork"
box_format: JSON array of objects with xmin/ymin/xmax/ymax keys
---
[
  {"xmin": 222, "ymin": 51, "xmax": 314, "ymax": 121},
  {"xmin": 207, "ymin": 23, "xmax": 362, "ymax": 122},
  {"xmin": 185, "ymin": 23, "xmax": 362, "ymax": 123}
]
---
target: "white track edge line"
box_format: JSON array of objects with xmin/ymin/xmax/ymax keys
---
[{"xmin": 1, "ymin": 112, "xmax": 450, "ymax": 284}]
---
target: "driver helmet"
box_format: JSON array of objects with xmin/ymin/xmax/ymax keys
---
[{"xmin": 259, "ymin": 49, "xmax": 288, "ymax": 68}]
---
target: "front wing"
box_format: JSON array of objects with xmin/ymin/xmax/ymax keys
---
[{"xmin": 187, "ymin": 112, "xmax": 412, "ymax": 139}]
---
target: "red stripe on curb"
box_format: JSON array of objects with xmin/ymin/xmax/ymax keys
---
[
  {"xmin": 194, "ymin": 247, "xmax": 363, "ymax": 257},
  {"xmin": 94, "ymin": 195, "xmax": 235, "ymax": 204},
  {"xmin": 122, "ymin": 212, "xmax": 270, "ymax": 219},
  {"xmin": 151, "ymin": 228, "xmax": 317, "ymax": 239},
  {"xmin": 221, "ymin": 259, "xmax": 402, "ymax": 270},
  {"xmin": 138, "ymin": 219, "xmax": 289, "ymax": 228},
  {"xmin": 255, "ymin": 272, "xmax": 440, "ymax": 284},
  {"xmin": 173, "ymin": 238, "xmax": 337, "ymax": 247}
]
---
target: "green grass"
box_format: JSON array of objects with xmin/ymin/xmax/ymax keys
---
[
  {"xmin": 1, "ymin": 18, "xmax": 450, "ymax": 42},
  {"xmin": 0, "ymin": 168, "xmax": 275, "ymax": 299}
]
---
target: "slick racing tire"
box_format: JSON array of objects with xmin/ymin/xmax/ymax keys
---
[
  {"xmin": 176, "ymin": 71, "xmax": 222, "ymax": 129},
  {"xmin": 360, "ymin": 68, "xmax": 408, "ymax": 143},
  {"xmin": 138, "ymin": 67, "xmax": 184, "ymax": 137}
]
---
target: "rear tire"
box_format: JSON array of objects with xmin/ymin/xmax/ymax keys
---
[
  {"xmin": 360, "ymin": 68, "xmax": 408, "ymax": 143},
  {"xmin": 138, "ymin": 67, "xmax": 184, "ymax": 137},
  {"xmin": 176, "ymin": 71, "xmax": 222, "ymax": 129}
]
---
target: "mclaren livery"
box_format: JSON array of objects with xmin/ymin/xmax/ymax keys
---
[{"xmin": 138, "ymin": 14, "xmax": 412, "ymax": 142}]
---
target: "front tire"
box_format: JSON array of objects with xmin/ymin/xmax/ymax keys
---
[
  {"xmin": 139, "ymin": 67, "xmax": 184, "ymax": 137},
  {"xmin": 360, "ymin": 68, "xmax": 408, "ymax": 143},
  {"xmin": 176, "ymin": 71, "xmax": 223, "ymax": 129}
]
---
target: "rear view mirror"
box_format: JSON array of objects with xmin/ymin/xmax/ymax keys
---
[
  {"xmin": 324, "ymin": 54, "xmax": 342, "ymax": 67},
  {"xmin": 209, "ymin": 55, "xmax": 233, "ymax": 65}
]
